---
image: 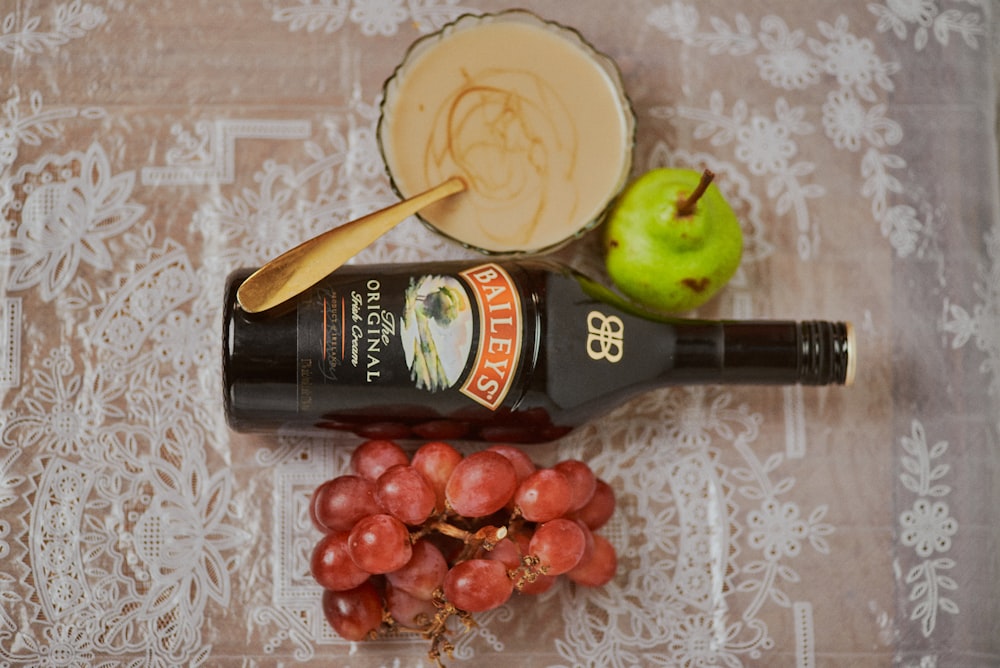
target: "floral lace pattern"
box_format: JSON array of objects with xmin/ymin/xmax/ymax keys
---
[
  {"xmin": 0, "ymin": 1, "xmax": 107, "ymax": 60},
  {"xmin": 271, "ymin": 0, "xmax": 476, "ymax": 36},
  {"xmin": 0, "ymin": 1, "xmax": 996, "ymax": 666},
  {"xmin": 897, "ymin": 421, "xmax": 960, "ymax": 637}
]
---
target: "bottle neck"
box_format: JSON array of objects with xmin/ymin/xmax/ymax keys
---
[{"xmin": 671, "ymin": 320, "xmax": 855, "ymax": 386}]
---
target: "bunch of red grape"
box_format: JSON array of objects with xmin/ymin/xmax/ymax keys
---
[{"xmin": 309, "ymin": 439, "xmax": 617, "ymax": 664}]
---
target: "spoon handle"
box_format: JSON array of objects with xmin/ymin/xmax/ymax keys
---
[{"xmin": 237, "ymin": 176, "xmax": 466, "ymax": 314}]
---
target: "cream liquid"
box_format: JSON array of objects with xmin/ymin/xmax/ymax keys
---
[{"xmin": 381, "ymin": 16, "xmax": 632, "ymax": 253}]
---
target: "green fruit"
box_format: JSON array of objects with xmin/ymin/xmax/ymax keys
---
[{"xmin": 603, "ymin": 168, "xmax": 742, "ymax": 313}]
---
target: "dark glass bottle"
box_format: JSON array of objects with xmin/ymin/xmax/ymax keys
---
[{"xmin": 223, "ymin": 259, "xmax": 854, "ymax": 443}]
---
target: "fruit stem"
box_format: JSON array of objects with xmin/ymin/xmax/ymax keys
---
[
  {"xmin": 425, "ymin": 594, "xmax": 465, "ymax": 668},
  {"xmin": 422, "ymin": 520, "xmax": 508, "ymax": 562},
  {"xmin": 424, "ymin": 519, "xmax": 471, "ymax": 542},
  {"xmin": 509, "ymin": 554, "xmax": 546, "ymax": 590},
  {"xmin": 676, "ymin": 169, "xmax": 715, "ymax": 217}
]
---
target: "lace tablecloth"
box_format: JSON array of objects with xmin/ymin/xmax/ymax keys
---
[{"xmin": 2, "ymin": 1, "xmax": 997, "ymax": 666}]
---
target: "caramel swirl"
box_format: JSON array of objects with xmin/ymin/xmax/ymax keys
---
[{"xmin": 424, "ymin": 70, "xmax": 579, "ymax": 246}]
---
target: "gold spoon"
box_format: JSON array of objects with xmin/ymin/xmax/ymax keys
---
[{"xmin": 236, "ymin": 176, "xmax": 467, "ymax": 314}]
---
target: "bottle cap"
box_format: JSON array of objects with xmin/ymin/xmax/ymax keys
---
[{"xmin": 844, "ymin": 321, "xmax": 857, "ymax": 387}]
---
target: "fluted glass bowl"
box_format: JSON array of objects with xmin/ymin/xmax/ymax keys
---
[{"xmin": 377, "ymin": 10, "xmax": 636, "ymax": 255}]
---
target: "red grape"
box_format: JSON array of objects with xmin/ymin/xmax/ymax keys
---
[
  {"xmin": 309, "ymin": 483, "xmax": 327, "ymax": 532},
  {"xmin": 529, "ymin": 518, "xmax": 586, "ymax": 575},
  {"xmin": 321, "ymin": 581, "xmax": 383, "ymax": 641},
  {"xmin": 487, "ymin": 444, "xmax": 537, "ymax": 482},
  {"xmin": 480, "ymin": 537, "xmax": 522, "ymax": 570},
  {"xmin": 445, "ymin": 451, "xmax": 517, "ymax": 518},
  {"xmin": 509, "ymin": 526, "xmax": 532, "ymax": 554},
  {"xmin": 348, "ymin": 513, "xmax": 412, "ymax": 574},
  {"xmin": 376, "ymin": 465, "xmax": 436, "ymax": 525},
  {"xmin": 311, "ymin": 475, "xmax": 381, "ymax": 533},
  {"xmin": 573, "ymin": 478, "xmax": 616, "ymax": 530},
  {"xmin": 311, "ymin": 531, "xmax": 371, "ymax": 591},
  {"xmin": 495, "ymin": 529, "xmax": 558, "ymax": 595},
  {"xmin": 355, "ymin": 422, "xmax": 413, "ymax": 441},
  {"xmin": 386, "ymin": 539, "xmax": 448, "ymax": 600},
  {"xmin": 514, "ymin": 468, "xmax": 573, "ymax": 522},
  {"xmin": 351, "ymin": 439, "xmax": 409, "ymax": 480},
  {"xmin": 386, "ymin": 582, "xmax": 438, "ymax": 628},
  {"xmin": 443, "ymin": 559, "xmax": 513, "ymax": 612},
  {"xmin": 567, "ymin": 533, "xmax": 618, "ymax": 587},
  {"xmin": 554, "ymin": 459, "xmax": 597, "ymax": 511},
  {"xmin": 410, "ymin": 441, "xmax": 463, "ymax": 513},
  {"xmin": 477, "ymin": 424, "xmax": 535, "ymax": 443},
  {"xmin": 412, "ymin": 419, "xmax": 469, "ymax": 440},
  {"xmin": 574, "ymin": 520, "xmax": 596, "ymax": 572}
]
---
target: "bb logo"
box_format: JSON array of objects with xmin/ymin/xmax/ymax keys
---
[{"xmin": 586, "ymin": 311, "xmax": 624, "ymax": 363}]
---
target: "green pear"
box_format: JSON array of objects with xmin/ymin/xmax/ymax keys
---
[{"xmin": 603, "ymin": 168, "xmax": 742, "ymax": 313}]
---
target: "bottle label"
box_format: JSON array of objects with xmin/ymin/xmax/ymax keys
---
[
  {"xmin": 297, "ymin": 262, "xmax": 523, "ymax": 413},
  {"xmin": 458, "ymin": 264, "xmax": 522, "ymax": 409}
]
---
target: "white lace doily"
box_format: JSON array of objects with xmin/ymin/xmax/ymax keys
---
[{"xmin": 0, "ymin": 1, "xmax": 997, "ymax": 666}]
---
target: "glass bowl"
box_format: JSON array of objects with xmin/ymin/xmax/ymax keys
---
[{"xmin": 377, "ymin": 9, "xmax": 636, "ymax": 255}]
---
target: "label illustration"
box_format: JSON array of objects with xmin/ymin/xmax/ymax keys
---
[{"xmin": 400, "ymin": 275, "xmax": 475, "ymax": 391}]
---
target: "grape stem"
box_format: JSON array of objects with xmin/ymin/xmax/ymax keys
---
[
  {"xmin": 676, "ymin": 168, "xmax": 715, "ymax": 217},
  {"xmin": 424, "ymin": 591, "xmax": 474, "ymax": 668},
  {"xmin": 509, "ymin": 554, "xmax": 547, "ymax": 590},
  {"xmin": 418, "ymin": 520, "xmax": 508, "ymax": 558}
]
